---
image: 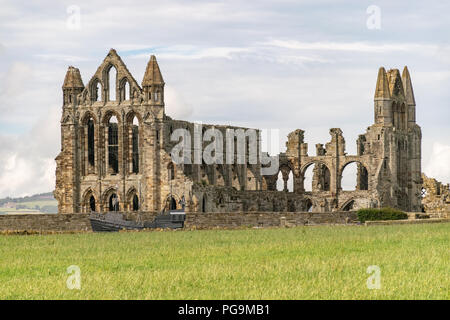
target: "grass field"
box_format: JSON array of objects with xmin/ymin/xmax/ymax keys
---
[
  {"xmin": 0, "ymin": 199, "xmax": 58, "ymax": 215},
  {"xmin": 0, "ymin": 223, "xmax": 448, "ymax": 299}
]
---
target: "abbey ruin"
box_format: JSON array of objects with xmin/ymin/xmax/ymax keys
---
[
  {"xmin": 54, "ymin": 49, "xmax": 422, "ymax": 214},
  {"xmin": 422, "ymin": 174, "xmax": 450, "ymax": 215}
]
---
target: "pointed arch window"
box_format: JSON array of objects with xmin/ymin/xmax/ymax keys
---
[
  {"xmin": 108, "ymin": 116, "xmax": 119, "ymax": 174},
  {"xmin": 132, "ymin": 116, "xmax": 139, "ymax": 173},
  {"xmin": 168, "ymin": 162, "xmax": 175, "ymax": 180},
  {"xmin": 87, "ymin": 119, "xmax": 95, "ymax": 167},
  {"xmin": 92, "ymin": 80, "xmax": 102, "ymax": 102},
  {"xmin": 120, "ymin": 79, "xmax": 130, "ymax": 102},
  {"xmin": 108, "ymin": 65, "xmax": 117, "ymax": 101}
]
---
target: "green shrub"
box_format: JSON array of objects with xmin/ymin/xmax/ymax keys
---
[{"xmin": 356, "ymin": 208, "xmax": 408, "ymax": 223}]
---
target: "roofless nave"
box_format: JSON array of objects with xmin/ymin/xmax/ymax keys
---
[{"xmin": 54, "ymin": 49, "xmax": 422, "ymax": 214}]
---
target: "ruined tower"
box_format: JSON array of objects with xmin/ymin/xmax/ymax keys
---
[
  {"xmin": 269, "ymin": 66, "xmax": 422, "ymax": 212},
  {"xmin": 368, "ymin": 66, "xmax": 422, "ymax": 211}
]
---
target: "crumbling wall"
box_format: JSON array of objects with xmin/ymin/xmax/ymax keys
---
[{"xmin": 422, "ymin": 174, "xmax": 450, "ymax": 217}]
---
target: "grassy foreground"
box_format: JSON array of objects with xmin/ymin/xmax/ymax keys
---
[{"xmin": 0, "ymin": 223, "xmax": 448, "ymax": 299}]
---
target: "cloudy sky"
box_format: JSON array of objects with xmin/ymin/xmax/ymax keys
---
[{"xmin": 0, "ymin": 0, "xmax": 449, "ymax": 197}]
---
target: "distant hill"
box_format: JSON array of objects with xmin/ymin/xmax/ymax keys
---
[{"xmin": 0, "ymin": 192, "xmax": 57, "ymax": 214}]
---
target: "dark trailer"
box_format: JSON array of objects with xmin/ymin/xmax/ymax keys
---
[{"xmin": 89, "ymin": 210, "xmax": 186, "ymax": 232}]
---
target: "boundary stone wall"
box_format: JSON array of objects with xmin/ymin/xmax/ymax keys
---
[
  {"xmin": 0, "ymin": 214, "xmax": 92, "ymax": 232},
  {"xmin": 0, "ymin": 211, "xmax": 358, "ymax": 233},
  {"xmin": 185, "ymin": 212, "xmax": 358, "ymax": 229}
]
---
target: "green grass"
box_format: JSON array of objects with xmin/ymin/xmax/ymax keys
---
[
  {"xmin": 0, "ymin": 199, "xmax": 58, "ymax": 214},
  {"xmin": 0, "ymin": 223, "xmax": 448, "ymax": 299},
  {"xmin": 19, "ymin": 200, "xmax": 58, "ymax": 208}
]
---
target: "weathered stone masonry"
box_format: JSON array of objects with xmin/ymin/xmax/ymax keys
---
[
  {"xmin": 55, "ymin": 49, "xmax": 422, "ymax": 214},
  {"xmin": 422, "ymin": 173, "xmax": 450, "ymax": 217},
  {"xmin": 0, "ymin": 212, "xmax": 358, "ymax": 233}
]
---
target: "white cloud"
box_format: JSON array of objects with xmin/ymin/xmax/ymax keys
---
[
  {"xmin": 424, "ymin": 143, "xmax": 450, "ymax": 184},
  {"xmin": 0, "ymin": 106, "xmax": 60, "ymax": 198},
  {"xmin": 0, "ymin": 62, "xmax": 33, "ymax": 98},
  {"xmin": 263, "ymin": 39, "xmax": 439, "ymax": 53},
  {"xmin": 34, "ymin": 54, "xmax": 90, "ymax": 63},
  {"xmin": 130, "ymin": 46, "xmax": 250, "ymax": 60},
  {"xmin": 0, "ymin": 0, "xmax": 449, "ymax": 198},
  {"xmin": 164, "ymin": 86, "xmax": 193, "ymax": 119}
]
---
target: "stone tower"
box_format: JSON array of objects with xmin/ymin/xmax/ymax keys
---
[{"xmin": 370, "ymin": 66, "xmax": 422, "ymax": 211}]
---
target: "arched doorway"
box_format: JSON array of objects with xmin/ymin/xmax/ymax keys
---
[
  {"xmin": 109, "ymin": 193, "xmax": 119, "ymax": 212},
  {"xmin": 170, "ymin": 197, "xmax": 177, "ymax": 210},
  {"xmin": 132, "ymin": 194, "xmax": 139, "ymax": 211},
  {"xmin": 342, "ymin": 200, "xmax": 355, "ymax": 211},
  {"xmin": 89, "ymin": 195, "xmax": 96, "ymax": 212}
]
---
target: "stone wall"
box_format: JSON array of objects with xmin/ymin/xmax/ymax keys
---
[
  {"xmin": 422, "ymin": 173, "xmax": 450, "ymax": 215},
  {"xmin": 185, "ymin": 211, "xmax": 358, "ymax": 229},
  {"xmin": 0, "ymin": 214, "xmax": 92, "ymax": 232},
  {"xmin": 0, "ymin": 211, "xmax": 357, "ymax": 233}
]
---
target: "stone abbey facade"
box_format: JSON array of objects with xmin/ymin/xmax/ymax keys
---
[{"xmin": 54, "ymin": 49, "xmax": 422, "ymax": 214}]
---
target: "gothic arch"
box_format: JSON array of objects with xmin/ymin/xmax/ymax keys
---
[
  {"xmin": 400, "ymin": 103, "xmax": 407, "ymax": 129},
  {"xmin": 90, "ymin": 77, "xmax": 103, "ymax": 102},
  {"xmin": 300, "ymin": 160, "xmax": 330, "ymax": 177},
  {"xmin": 119, "ymin": 77, "xmax": 131, "ymax": 102},
  {"xmin": 301, "ymin": 160, "xmax": 331, "ymax": 192},
  {"xmin": 81, "ymin": 188, "xmax": 99, "ymax": 213},
  {"xmin": 103, "ymin": 63, "xmax": 118, "ymax": 102},
  {"xmin": 125, "ymin": 110, "xmax": 143, "ymax": 125},
  {"xmin": 164, "ymin": 194, "xmax": 180, "ymax": 211},
  {"xmin": 276, "ymin": 164, "xmax": 293, "ymax": 192},
  {"xmin": 126, "ymin": 111, "xmax": 142, "ymax": 174},
  {"xmin": 102, "ymin": 187, "xmax": 121, "ymax": 212},
  {"xmin": 341, "ymin": 199, "xmax": 356, "ymax": 211},
  {"xmin": 126, "ymin": 187, "xmax": 139, "ymax": 211},
  {"xmin": 80, "ymin": 111, "xmax": 98, "ymax": 125},
  {"xmin": 80, "ymin": 113, "xmax": 97, "ymax": 175},
  {"xmin": 339, "ymin": 160, "xmax": 369, "ymax": 191},
  {"xmin": 103, "ymin": 112, "xmax": 121, "ymax": 175},
  {"xmin": 102, "ymin": 110, "xmax": 122, "ymax": 125},
  {"xmin": 168, "ymin": 162, "xmax": 175, "ymax": 180}
]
